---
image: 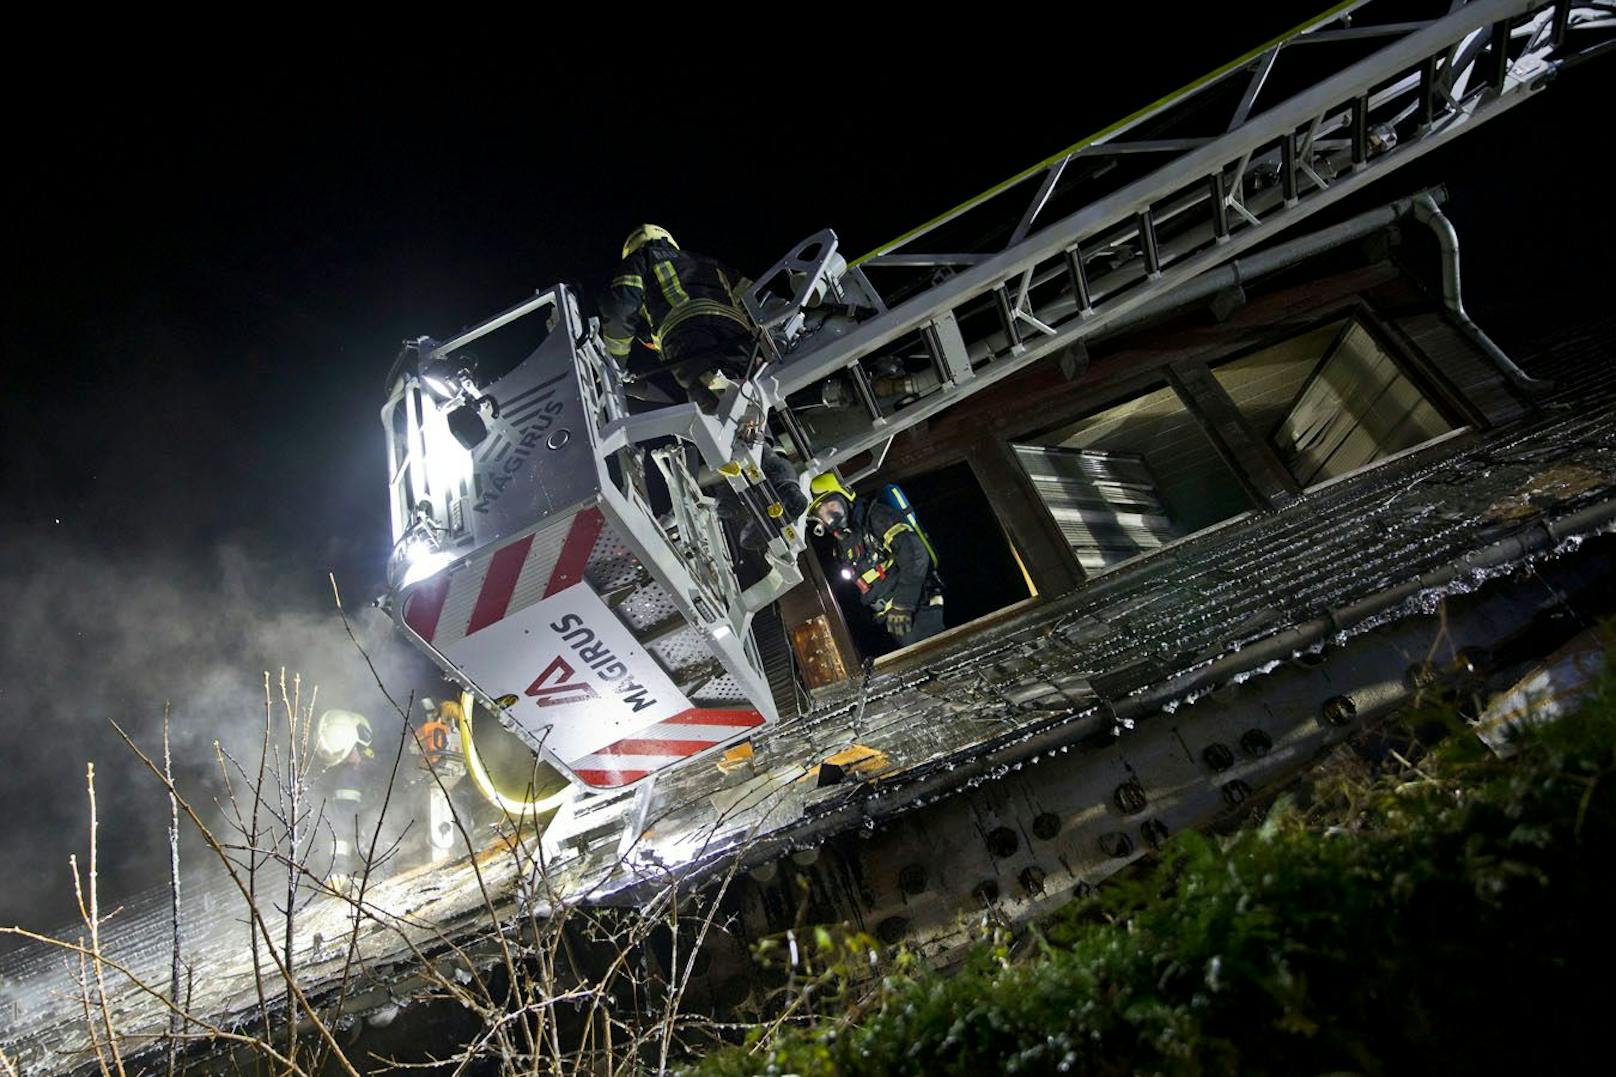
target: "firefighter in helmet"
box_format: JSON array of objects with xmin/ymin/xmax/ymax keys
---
[
  {"xmin": 601, "ymin": 224, "xmax": 756, "ymax": 415},
  {"xmin": 599, "ymin": 224, "xmax": 806, "ymax": 546},
  {"xmin": 808, "ymin": 473, "xmax": 946, "ymax": 647},
  {"xmin": 313, "ymin": 709, "xmax": 374, "ymax": 882}
]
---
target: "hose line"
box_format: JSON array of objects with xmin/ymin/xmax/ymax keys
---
[{"xmin": 453, "ymin": 690, "xmax": 570, "ymax": 818}]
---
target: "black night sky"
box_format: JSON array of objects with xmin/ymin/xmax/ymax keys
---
[{"xmin": 2, "ymin": 21, "xmax": 1610, "ymax": 926}]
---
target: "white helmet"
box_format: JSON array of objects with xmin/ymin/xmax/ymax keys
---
[{"xmin": 314, "ymin": 709, "xmax": 374, "ymax": 768}]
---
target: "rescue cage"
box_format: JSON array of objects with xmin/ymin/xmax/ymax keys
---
[{"xmin": 379, "ymin": 285, "xmax": 781, "ymax": 790}]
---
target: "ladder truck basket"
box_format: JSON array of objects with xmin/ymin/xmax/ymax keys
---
[{"xmin": 380, "ymin": 285, "xmax": 773, "ymax": 791}]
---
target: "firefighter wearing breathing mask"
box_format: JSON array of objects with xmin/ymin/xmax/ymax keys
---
[{"xmin": 808, "ymin": 473, "xmax": 945, "ymax": 647}]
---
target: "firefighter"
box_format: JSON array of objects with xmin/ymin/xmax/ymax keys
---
[
  {"xmin": 808, "ymin": 473, "xmax": 946, "ymax": 647},
  {"xmin": 313, "ymin": 708, "xmax": 374, "ymax": 884},
  {"xmin": 600, "ymin": 224, "xmax": 806, "ymax": 547},
  {"xmin": 600, "ymin": 224, "xmax": 755, "ymax": 415}
]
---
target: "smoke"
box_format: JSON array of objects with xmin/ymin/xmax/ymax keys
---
[{"xmin": 0, "ymin": 530, "xmax": 433, "ymax": 934}]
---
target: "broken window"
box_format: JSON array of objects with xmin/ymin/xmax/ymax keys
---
[
  {"xmin": 1212, "ymin": 317, "xmax": 1454, "ymax": 488},
  {"xmin": 1016, "ymin": 383, "xmax": 1254, "ymax": 571}
]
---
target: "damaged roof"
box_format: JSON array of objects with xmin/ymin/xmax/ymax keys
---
[
  {"xmin": 618, "ymin": 317, "xmax": 1616, "ymax": 888},
  {"xmin": 5, "ymin": 317, "xmax": 1614, "ymax": 1073}
]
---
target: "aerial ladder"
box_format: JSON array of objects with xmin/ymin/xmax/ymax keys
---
[{"xmin": 380, "ymin": 0, "xmax": 1613, "ymax": 798}]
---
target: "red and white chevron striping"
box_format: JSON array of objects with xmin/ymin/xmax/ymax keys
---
[
  {"xmin": 402, "ymin": 507, "xmax": 605, "ymax": 647},
  {"xmin": 569, "ymin": 708, "xmax": 764, "ymax": 787}
]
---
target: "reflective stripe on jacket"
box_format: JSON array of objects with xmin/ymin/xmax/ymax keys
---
[
  {"xmin": 835, "ymin": 500, "xmax": 940, "ymax": 616},
  {"xmin": 600, "ymin": 239, "xmax": 750, "ymax": 359}
]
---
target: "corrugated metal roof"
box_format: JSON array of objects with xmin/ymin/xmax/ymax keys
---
[
  {"xmin": 6, "ymin": 320, "xmax": 1613, "ymax": 1073},
  {"xmin": 633, "ymin": 317, "xmax": 1616, "ymax": 881}
]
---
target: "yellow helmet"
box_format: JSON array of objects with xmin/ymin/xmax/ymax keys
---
[
  {"xmin": 807, "ymin": 472, "xmax": 855, "ymax": 510},
  {"xmin": 622, "ymin": 224, "xmax": 678, "ymax": 259}
]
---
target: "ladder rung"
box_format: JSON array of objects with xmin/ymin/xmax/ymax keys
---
[
  {"xmin": 1350, "ymin": 95, "xmax": 1368, "ymax": 165},
  {"xmin": 922, "ymin": 323, "xmax": 952, "ymax": 385},
  {"xmin": 847, "ymin": 362, "xmax": 884, "ymax": 421},
  {"xmin": 1281, "ymin": 135, "xmax": 1298, "ymax": 204},
  {"xmin": 994, "ymin": 286, "xmax": 1023, "ymax": 348},
  {"xmin": 1137, "ymin": 210, "xmax": 1161, "ymax": 277},
  {"xmin": 1207, "ymin": 173, "xmax": 1228, "ymax": 240},
  {"xmin": 1064, "ymin": 245, "xmax": 1093, "ymax": 312},
  {"xmin": 777, "ymin": 404, "xmax": 816, "ymax": 460},
  {"xmin": 1489, "ymin": 20, "xmax": 1510, "ymax": 91},
  {"xmin": 1417, "ymin": 55, "xmax": 1437, "ymax": 128}
]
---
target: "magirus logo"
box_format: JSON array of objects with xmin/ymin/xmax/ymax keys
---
[
  {"xmin": 473, "ymin": 370, "xmax": 571, "ymax": 514},
  {"xmin": 547, "ymin": 612, "xmax": 660, "ymax": 713},
  {"xmin": 524, "ymin": 656, "xmax": 600, "ymax": 708}
]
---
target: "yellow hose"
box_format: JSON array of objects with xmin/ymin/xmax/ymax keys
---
[{"xmin": 454, "ymin": 690, "xmax": 571, "ymax": 818}]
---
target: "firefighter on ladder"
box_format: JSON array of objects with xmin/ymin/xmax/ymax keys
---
[
  {"xmin": 599, "ymin": 224, "xmax": 807, "ymax": 547},
  {"xmin": 807, "ymin": 473, "xmax": 946, "ymax": 647},
  {"xmin": 313, "ymin": 709, "xmax": 375, "ymax": 887}
]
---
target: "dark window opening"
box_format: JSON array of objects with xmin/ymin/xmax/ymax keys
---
[{"xmin": 811, "ymin": 461, "xmax": 1033, "ymax": 659}]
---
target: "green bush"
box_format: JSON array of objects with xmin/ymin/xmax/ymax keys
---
[{"xmin": 688, "ymin": 659, "xmax": 1616, "ymax": 1076}]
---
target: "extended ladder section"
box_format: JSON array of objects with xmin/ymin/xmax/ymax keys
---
[
  {"xmin": 679, "ymin": 0, "xmax": 1610, "ymax": 600},
  {"xmin": 383, "ymin": 0, "xmax": 1610, "ymax": 793}
]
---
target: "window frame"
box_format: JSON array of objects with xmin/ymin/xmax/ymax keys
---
[{"xmin": 1009, "ymin": 302, "xmax": 1472, "ymax": 583}]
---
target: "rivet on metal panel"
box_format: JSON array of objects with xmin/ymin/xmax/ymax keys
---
[
  {"xmin": 1321, "ymin": 696, "xmax": 1358, "ymax": 727},
  {"xmin": 1018, "ymin": 865, "xmax": 1047, "ymax": 895},
  {"xmin": 897, "ymin": 864, "xmax": 929, "ymax": 895},
  {"xmin": 1141, "ymin": 819, "xmax": 1170, "ymax": 849},
  {"xmin": 876, "ymin": 916, "xmax": 910, "ymax": 946},
  {"xmin": 1031, "ymin": 813, "xmax": 1062, "ymax": 841},
  {"xmin": 1222, "ymin": 779, "xmax": 1253, "ymax": 805},
  {"xmin": 1114, "ymin": 779, "xmax": 1148, "ymax": 815},
  {"xmin": 1239, "ymin": 729, "xmax": 1273, "ymax": 757},
  {"xmin": 1099, "ymin": 832, "xmax": 1134, "ymax": 858},
  {"xmin": 973, "ymin": 880, "xmax": 1000, "ymax": 906},
  {"xmin": 1406, "ymin": 663, "xmax": 1439, "ymax": 690},
  {"xmin": 985, "ymin": 826, "xmax": 1020, "ymax": 858},
  {"xmin": 1202, "ymin": 743, "xmax": 1236, "ymax": 772}
]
